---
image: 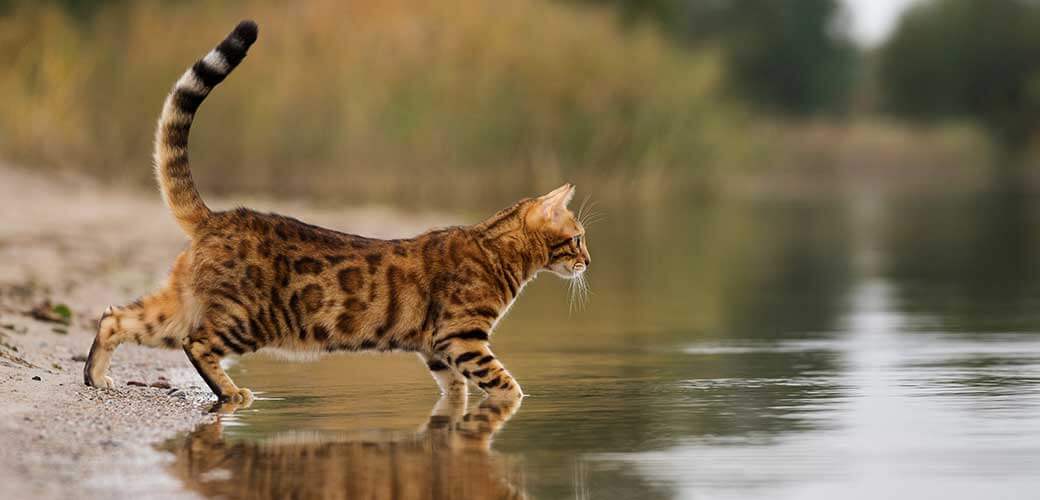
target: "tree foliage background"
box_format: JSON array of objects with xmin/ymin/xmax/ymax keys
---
[
  {"xmin": 578, "ymin": 0, "xmax": 859, "ymax": 115},
  {"xmin": 879, "ymin": 0, "xmax": 1040, "ymax": 149},
  {"xmin": 3, "ymin": 0, "xmax": 1040, "ymax": 200}
]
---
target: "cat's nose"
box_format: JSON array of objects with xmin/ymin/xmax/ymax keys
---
[{"xmin": 583, "ymin": 256, "xmax": 591, "ymax": 268}]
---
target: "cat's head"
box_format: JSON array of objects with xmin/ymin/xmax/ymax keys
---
[{"xmin": 525, "ymin": 184, "xmax": 590, "ymax": 279}]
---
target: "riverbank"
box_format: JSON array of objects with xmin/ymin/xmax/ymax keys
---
[{"xmin": 0, "ymin": 164, "xmax": 450, "ymax": 499}]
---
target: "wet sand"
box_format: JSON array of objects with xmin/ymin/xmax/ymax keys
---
[{"xmin": 0, "ymin": 164, "xmax": 451, "ymax": 499}]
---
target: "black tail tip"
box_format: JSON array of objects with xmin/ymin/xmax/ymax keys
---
[{"xmin": 232, "ymin": 20, "xmax": 259, "ymax": 45}]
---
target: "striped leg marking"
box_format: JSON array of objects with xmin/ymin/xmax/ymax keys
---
[
  {"xmin": 419, "ymin": 352, "xmax": 467, "ymax": 395},
  {"xmin": 438, "ymin": 336, "xmax": 523, "ymax": 399}
]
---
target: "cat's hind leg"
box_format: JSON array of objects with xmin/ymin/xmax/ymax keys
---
[{"xmin": 84, "ymin": 284, "xmax": 189, "ymax": 388}]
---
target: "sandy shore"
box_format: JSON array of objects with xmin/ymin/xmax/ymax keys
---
[{"xmin": 0, "ymin": 164, "xmax": 449, "ymax": 499}]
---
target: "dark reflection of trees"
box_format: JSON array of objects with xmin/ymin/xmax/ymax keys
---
[
  {"xmin": 711, "ymin": 200, "xmax": 854, "ymax": 339},
  {"xmin": 505, "ymin": 350, "xmax": 843, "ymax": 445},
  {"xmin": 166, "ymin": 396, "xmax": 526, "ymax": 500},
  {"xmin": 496, "ymin": 349, "xmax": 843, "ymax": 498},
  {"xmin": 613, "ymin": 198, "xmax": 852, "ymax": 436},
  {"xmin": 884, "ymin": 190, "xmax": 1040, "ymax": 332},
  {"xmin": 516, "ymin": 198, "xmax": 855, "ymax": 339},
  {"xmin": 494, "ymin": 198, "xmax": 854, "ymax": 497},
  {"xmin": 653, "ymin": 198, "xmax": 853, "ymax": 339}
]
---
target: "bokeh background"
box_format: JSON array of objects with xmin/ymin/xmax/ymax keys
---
[
  {"xmin": 4, "ymin": 0, "xmax": 1039, "ymax": 204},
  {"xmin": 4, "ymin": 1, "xmax": 1040, "ymax": 499}
]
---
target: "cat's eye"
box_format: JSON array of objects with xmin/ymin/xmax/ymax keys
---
[{"xmin": 572, "ymin": 235, "xmax": 582, "ymax": 246}]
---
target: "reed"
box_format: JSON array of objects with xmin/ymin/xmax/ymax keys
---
[{"xmin": 0, "ymin": 0, "xmax": 734, "ymax": 205}]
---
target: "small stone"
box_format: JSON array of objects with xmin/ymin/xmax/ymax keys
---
[
  {"xmin": 31, "ymin": 375, "xmax": 41, "ymax": 381},
  {"xmin": 126, "ymin": 380, "xmax": 147, "ymax": 387},
  {"xmin": 150, "ymin": 381, "xmax": 172, "ymax": 389},
  {"xmin": 71, "ymin": 354, "xmax": 88, "ymax": 362},
  {"xmin": 27, "ymin": 300, "xmax": 72, "ymax": 325}
]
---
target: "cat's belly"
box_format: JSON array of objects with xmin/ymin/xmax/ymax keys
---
[
  {"xmin": 254, "ymin": 341, "xmax": 420, "ymax": 362},
  {"xmin": 254, "ymin": 346, "xmax": 325, "ymax": 362}
]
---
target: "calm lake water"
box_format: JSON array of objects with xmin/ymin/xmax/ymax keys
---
[{"xmin": 167, "ymin": 190, "xmax": 1040, "ymax": 499}]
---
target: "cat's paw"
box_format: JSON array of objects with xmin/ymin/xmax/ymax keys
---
[
  {"xmin": 488, "ymin": 384, "xmax": 524, "ymax": 401},
  {"xmin": 210, "ymin": 390, "xmax": 254, "ymax": 414},
  {"xmin": 218, "ymin": 387, "xmax": 254, "ymax": 405},
  {"xmin": 233, "ymin": 388, "xmax": 254, "ymax": 404},
  {"xmin": 86, "ymin": 375, "xmax": 115, "ymax": 389}
]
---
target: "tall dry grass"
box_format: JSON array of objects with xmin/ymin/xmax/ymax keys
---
[{"xmin": 0, "ymin": 0, "xmax": 735, "ymax": 206}]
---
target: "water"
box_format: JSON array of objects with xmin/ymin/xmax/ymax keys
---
[{"xmin": 167, "ymin": 190, "xmax": 1040, "ymax": 499}]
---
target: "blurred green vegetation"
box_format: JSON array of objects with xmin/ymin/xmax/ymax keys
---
[
  {"xmin": 880, "ymin": 0, "xmax": 1040, "ymax": 149},
  {"xmin": 578, "ymin": 0, "xmax": 859, "ymax": 115},
  {"xmin": 0, "ymin": 0, "xmax": 740, "ymax": 204},
  {"xmin": 1, "ymin": 0, "xmax": 1035, "ymax": 204}
]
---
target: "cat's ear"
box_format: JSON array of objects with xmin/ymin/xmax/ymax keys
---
[{"xmin": 530, "ymin": 183, "xmax": 575, "ymax": 226}]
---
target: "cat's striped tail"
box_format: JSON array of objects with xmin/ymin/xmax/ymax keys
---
[{"xmin": 153, "ymin": 20, "xmax": 258, "ymax": 237}]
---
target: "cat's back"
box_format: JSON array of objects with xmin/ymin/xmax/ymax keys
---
[
  {"xmin": 201, "ymin": 207, "xmax": 370, "ymax": 250},
  {"xmin": 185, "ymin": 208, "xmax": 378, "ymax": 290}
]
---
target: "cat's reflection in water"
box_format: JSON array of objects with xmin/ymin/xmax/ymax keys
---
[{"xmin": 168, "ymin": 396, "xmax": 526, "ymax": 500}]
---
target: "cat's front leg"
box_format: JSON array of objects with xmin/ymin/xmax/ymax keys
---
[
  {"xmin": 417, "ymin": 352, "xmax": 467, "ymax": 396},
  {"xmin": 435, "ymin": 334, "xmax": 523, "ymax": 399}
]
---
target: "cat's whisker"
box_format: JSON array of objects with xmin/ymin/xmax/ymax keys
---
[
  {"xmin": 568, "ymin": 279, "xmax": 577, "ymax": 316},
  {"xmin": 569, "ymin": 272, "xmax": 590, "ymax": 311},
  {"xmin": 580, "ymin": 208, "xmax": 604, "ymax": 225},
  {"xmin": 576, "ymin": 194, "xmax": 594, "ymax": 224},
  {"xmin": 576, "ymin": 199, "xmax": 597, "ymax": 225},
  {"xmin": 582, "ymin": 208, "xmax": 600, "ymax": 227},
  {"xmin": 578, "ymin": 205, "xmax": 602, "ymax": 228},
  {"xmin": 581, "ymin": 215, "xmax": 605, "ymax": 228},
  {"xmin": 569, "ymin": 275, "xmax": 586, "ymax": 314}
]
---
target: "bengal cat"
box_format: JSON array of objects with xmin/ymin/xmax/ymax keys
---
[{"xmin": 83, "ymin": 21, "xmax": 591, "ymax": 403}]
